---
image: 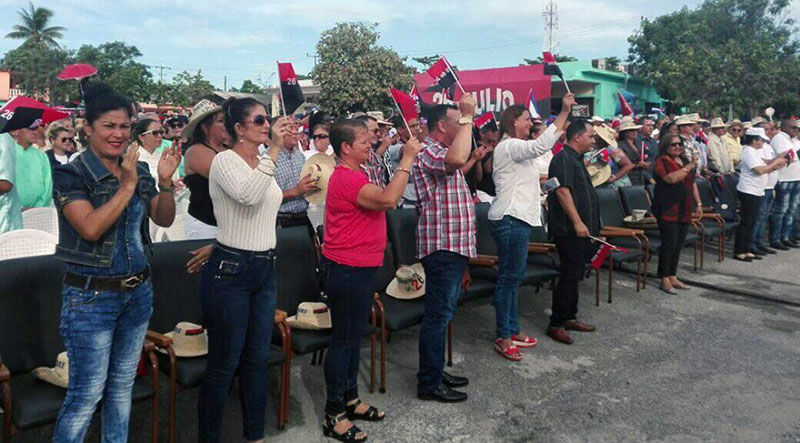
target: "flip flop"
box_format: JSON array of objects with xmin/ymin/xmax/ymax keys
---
[
  {"xmin": 511, "ymin": 334, "xmax": 538, "ymax": 348},
  {"xmin": 494, "ymin": 339, "xmax": 522, "ymax": 361}
]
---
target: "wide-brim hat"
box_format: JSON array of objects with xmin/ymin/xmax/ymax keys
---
[
  {"xmin": 709, "ymin": 118, "xmax": 726, "ymax": 129},
  {"xmin": 623, "ymin": 215, "xmax": 657, "ymax": 225},
  {"xmin": 286, "ymin": 302, "xmax": 332, "ymax": 330},
  {"xmin": 594, "ymin": 124, "xmax": 618, "ymax": 148},
  {"xmin": 745, "ymin": 127, "xmax": 770, "ymax": 141},
  {"xmin": 725, "ymin": 119, "xmax": 743, "ymax": 129},
  {"xmin": 591, "ymin": 116, "xmax": 605, "ymax": 123},
  {"xmin": 182, "ymin": 99, "xmax": 221, "ymax": 141},
  {"xmin": 616, "ymin": 119, "xmax": 641, "ymax": 133},
  {"xmin": 156, "ymin": 322, "xmax": 208, "ymax": 357},
  {"xmin": 749, "ymin": 116, "xmax": 767, "ymax": 127},
  {"xmin": 687, "ymin": 113, "xmax": 708, "ymax": 123},
  {"xmin": 386, "ymin": 263, "xmax": 425, "ymax": 300},
  {"xmin": 32, "ymin": 351, "xmax": 69, "ymax": 388},
  {"xmin": 586, "ymin": 162, "xmax": 612, "ymax": 187},
  {"xmin": 300, "ymin": 153, "xmax": 336, "ymax": 204},
  {"xmin": 675, "ymin": 115, "xmax": 695, "ymax": 126}
]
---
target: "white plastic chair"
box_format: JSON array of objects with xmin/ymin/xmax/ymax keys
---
[
  {"xmin": 0, "ymin": 229, "xmax": 57, "ymax": 261},
  {"xmin": 22, "ymin": 207, "xmax": 59, "ymax": 241}
]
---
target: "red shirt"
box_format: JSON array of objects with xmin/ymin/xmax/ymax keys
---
[
  {"xmin": 322, "ymin": 165, "xmax": 386, "ymax": 267},
  {"xmin": 653, "ymin": 155, "xmax": 695, "ymax": 223}
]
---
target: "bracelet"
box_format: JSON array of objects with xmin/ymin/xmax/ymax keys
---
[
  {"xmin": 395, "ymin": 167, "xmax": 411, "ymax": 174},
  {"xmin": 158, "ymin": 182, "xmax": 174, "ymax": 193}
]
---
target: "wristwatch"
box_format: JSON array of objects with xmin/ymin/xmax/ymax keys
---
[{"xmin": 458, "ymin": 116, "xmax": 473, "ymax": 126}]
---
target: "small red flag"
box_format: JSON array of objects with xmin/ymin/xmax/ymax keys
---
[
  {"xmin": 473, "ymin": 113, "xmax": 497, "ymax": 132},
  {"xmin": 590, "ymin": 244, "xmax": 613, "ymax": 269},
  {"xmin": 618, "ymin": 90, "xmax": 633, "ymax": 116},
  {"xmin": 542, "ymin": 52, "xmax": 563, "ymax": 77},
  {"xmin": 277, "ymin": 62, "xmax": 305, "ymax": 115},
  {"xmin": 552, "ymin": 141, "xmax": 564, "ymax": 155},
  {"xmin": 389, "ymin": 88, "xmax": 419, "ymax": 121}
]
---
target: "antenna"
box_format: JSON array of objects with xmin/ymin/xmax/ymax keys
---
[{"xmin": 543, "ymin": 0, "xmax": 559, "ymax": 54}]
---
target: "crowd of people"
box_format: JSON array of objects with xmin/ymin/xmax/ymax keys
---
[{"xmin": 1, "ymin": 79, "xmax": 799, "ymax": 443}]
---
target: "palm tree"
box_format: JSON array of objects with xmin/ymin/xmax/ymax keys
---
[{"xmin": 5, "ymin": 2, "xmax": 66, "ymax": 48}]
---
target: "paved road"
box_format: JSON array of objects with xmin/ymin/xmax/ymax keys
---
[{"xmin": 22, "ymin": 246, "xmax": 800, "ymax": 442}]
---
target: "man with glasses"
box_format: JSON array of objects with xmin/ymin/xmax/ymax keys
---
[
  {"xmin": 768, "ymin": 119, "xmax": 800, "ymax": 250},
  {"xmin": 356, "ymin": 114, "xmax": 392, "ymax": 188},
  {"xmin": 723, "ymin": 119, "xmax": 744, "ymax": 169},
  {"xmin": 274, "ymin": 116, "xmax": 318, "ymax": 231},
  {"xmin": 388, "ymin": 115, "xmax": 424, "ymax": 207}
]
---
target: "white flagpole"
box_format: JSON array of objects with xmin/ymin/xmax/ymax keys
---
[
  {"xmin": 441, "ymin": 57, "xmax": 467, "ymax": 95},
  {"xmin": 388, "ymin": 89, "xmax": 413, "ymax": 134}
]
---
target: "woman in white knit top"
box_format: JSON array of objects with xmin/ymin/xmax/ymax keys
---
[{"xmin": 198, "ymin": 97, "xmax": 290, "ymax": 443}]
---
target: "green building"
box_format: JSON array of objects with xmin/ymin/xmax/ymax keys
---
[{"xmin": 550, "ymin": 60, "xmax": 666, "ymax": 119}]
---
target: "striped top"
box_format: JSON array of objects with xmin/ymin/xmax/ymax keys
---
[{"xmin": 209, "ymin": 149, "xmax": 282, "ymax": 251}]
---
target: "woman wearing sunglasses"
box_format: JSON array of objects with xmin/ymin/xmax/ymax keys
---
[
  {"xmin": 304, "ymin": 123, "xmax": 333, "ymax": 159},
  {"xmin": 132, "ymin": 118, "xmax": 166, "ymax": 179},
  {"xmin": 45, "ymin": 124, "xmax": 78, "ymax": 168},
  {"xmin": 651, "ymin": 135, "xmax": 701, "ymax": 294},
  {"xmin": 197, "ymin": 97, "xmax": 291, "ymax": 443}
]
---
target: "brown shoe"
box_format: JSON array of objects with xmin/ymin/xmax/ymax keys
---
[
  {"xmin": 563, "ymin": 320, "xmax": 596, "ymax": 332},
  {"xmin": 546, "ymin": 326, "xmax": 573, "ymax": 345}
]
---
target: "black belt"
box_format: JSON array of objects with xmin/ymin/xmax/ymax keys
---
[
  {"xmin": 277, "ymin": 212, "xmax": 308, "ymax": 219},
  {"xmin": 64, "ymin": 267, "xmax": 150, "ymax": 292}
]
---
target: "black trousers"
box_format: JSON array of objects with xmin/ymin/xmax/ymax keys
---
[
  {"xmin": 550, "ymin": 235, "xmax": 593, "ymax": 327},
  {"xmin": 276, "ymin": 213, "xmax": 315, "ymax": 239},
  {"xmin": 656, "ymin": 220, "xmax": 689, "ymax": 278},
  {"xmin": 735, "ymin": 191, "xmax": 762, "ymax": 255}
]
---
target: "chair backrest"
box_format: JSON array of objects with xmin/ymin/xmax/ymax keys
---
[
  {"xmin": 645, "ymin": 183, "xmax": 655, "ymax": 201},
  {"xmin": 0, "ymin": 229, "xmax": 57, "ymax": 261},
  {"xmin": 596, "ymin": 187, "xmax": 627, "ymax": 228},
  {"xmin": 21, "ymin": 207, "xmax": 59, "ymax": 241},
  {"xmin": 148, "ymin": 239, "xmax": 209, "ymax": 333},
  {"xmin": 695, "ymin": 178, "xmax": 717, "ymax": 207},
  {"xmin": 710, "ymin": 176, "xmax": 739, "ymax": 222},
  {"xmin": 618, "ymin": 185, "xmax": 652, "ymax": 215},
  {"xmin": 0, "ymin": 254, "xmax": 66, "ymax": 374},
  {"xmin": 474, "ymin": 202, "xmax": 496, "ymax": 255},
  {"xmin": 386, "ymin": 208, "xmax": 418, "ymax": 267},
  {"xmin": 722, "ymin": 174, "xmax": 739, "ymax": 193},
  {"xmin": 275, "ymin": 226, "xmax": 321, "ymax": 315}
]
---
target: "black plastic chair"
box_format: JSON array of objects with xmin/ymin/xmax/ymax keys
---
[
  {"xmin": 0, "ymin": 255, "xmax": 158, "ymax": 443},
  {"xmin": 694, "ymin": 178, "xmax": 729, "ymax": 261}
]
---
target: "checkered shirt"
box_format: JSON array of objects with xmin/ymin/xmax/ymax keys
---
[
  {"xmin": 361, "ymin": 149, "xmax": 389, "ymax": 189},
  {"xmin": 275, "ymin": 148, "xmax": 309, "ymax": 213},
  {"xmin": 412, "ymin": 136, "xmax": 476, "ymax": 259}
]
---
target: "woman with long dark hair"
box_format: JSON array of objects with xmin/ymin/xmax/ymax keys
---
[
  {"xmin": 51, "ymin": 83, "xmax": 180, "ymax": 442},
  {"xmin": 487, "ymin": 94, "xmax": 574, "ymax": 360},
  {"xmin": 651, "ymin": 134, "xmax": 700, "ymax": 293}
]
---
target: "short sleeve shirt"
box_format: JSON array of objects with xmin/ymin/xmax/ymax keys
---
[
  {"xmin": 0, "ymin": 134, "xmax": 22, "ymax": 233},
  {"xmin": 15, "ymin": 144, "xmax": 53, "ymax": 208},
  {"xmin": 653, "ymin": 155, "xmax": 695, "ymax": 223},
  {"xmin": 412, "ymin": 136, "xmax": 476, "ymax": 259},
  {"xmin": 546, "ymin": 145, "xmax": 600, "ymax": 237},
  {"xmin": 275, "ymin": 148, "xmax": 309, "ymax": 213},
  {"xmin": 737, "ymin": 146, "xmax": 768, "ymax": 196}
]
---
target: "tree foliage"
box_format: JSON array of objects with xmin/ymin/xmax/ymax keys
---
[
  {"xmin": 169, "ymin": 70, "xmax": 215, "ymax": 105},
  {"xmin": 73, "ymin": 42, "xmax": 153, "ymax": 102},
  {"xmin": 312, "ymin": 22, "xmax": 416, "ymax": 115},
  {"xmin": 0, "ymin": 42, "xmax": 72, "ymax": 103},
  {"xmin": 232, "ymin": 79, "xmax": 265, "ymax": 94},
  {"xmin": 628, "ymin": 0, "xmax": 800, "ymax": 117},
  {"xmin": 4, "ymin": 2, "xmax": 66, "ymax": 48},
  {"xmin": 522, "ymin": 54, "xmax": 577, "ymax": 65}
]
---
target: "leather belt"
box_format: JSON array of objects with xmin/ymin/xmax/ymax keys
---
[{"xmin": 64, "ymin": 267, "xmax": 150, "ymax": 292}]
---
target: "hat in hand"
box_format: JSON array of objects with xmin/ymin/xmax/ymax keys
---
[
  {"xmin": 32, "ymin": 352, "xmax": 69, "ymax": 388},
  {"xmin": 286, "ymin": 302, "xmax": 332, "ymax": 330},
  {"xmin": 157, "ymin": 322, "xmax": 208, "ymax": 357},
  {"xmin": 300, "ymin": 153, "xmax": 336, "ymax": 204},
  {"xmin": 386, "ymin": 263, "xmax": 425, "ymax": 300}
]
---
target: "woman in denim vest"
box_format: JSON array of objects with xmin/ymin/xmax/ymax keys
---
[{"xmin": 51, "ymin": 83, "xmax": 181, "ymax": 442}]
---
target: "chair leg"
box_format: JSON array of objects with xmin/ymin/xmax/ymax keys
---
[
  {"xmin": 167, "ymin": 349, "xmax": 178, "ymax": 443},
  {"xmin": 380, "ymin": 324, "xmax": 387, "ymax": 394},
  {"xmin": 700, "ymin": 232, "xmax": 705, "ymax": 270},
  {"xmin": 310, "ymin": 351, "xmax": 317, "ymax": 366},
  {"xmin": 318, "ymin": 349, "xmax": 325, "ymax": 365},
  {"xmin": 693, "ymin": 242, "xmax": 698, "ymax": 271},
  {"xmin": 446, "ymin": 322, "xmax": 453, "ymax": 367},
  {"xmin": 147, "ymin": 351, "xmax": 159, "ymax": 443},
  {"xmin": 719, "ymin": 234, "xmax": 724, "ymax": 262},
  {"xmin": 607, "ymin": 259, "xmax": 613, "ymax": 304},
  {"xmin": 595, "ymin": 268, "xmax": 600, "ymax": 307},
  {"xmin": 369, "ymin": 332, "xmax": 376, "ymax": 394},
  {"xmin": 636, "ymin": 258, "xmax": 641, "ymax": 292}
]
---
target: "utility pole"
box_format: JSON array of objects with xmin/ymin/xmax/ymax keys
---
[
  {"xmin": 151, "ymin": 65, "xmax": 171, "ymax": 84},
  {"xmin": 306, "ymin": 53, "xmax": 318, "ymax": 68},
  {"xmin": 224, "ymin": 75, "xmax": 227, "ymax": 92},
  {"xmin": 543, "ymin": 0, "xmax": 559, "ymax": 54}
]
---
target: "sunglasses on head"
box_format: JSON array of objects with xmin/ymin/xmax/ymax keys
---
[
  {"xmin": 246, "ymin": 115, "xmax": 268, "ymax": 126},
  {"xmin": 142, "ymin": 129, "xmax": 164, "ymax": 136},
  {"xmin": 312, "ymin": 134, "xmax": 329, "ymax": 140}
]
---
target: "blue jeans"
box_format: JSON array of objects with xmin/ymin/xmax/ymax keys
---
[
  {"xmin": 54, "ymin": 279, "xmax": 153, "ymax": 443},
  {"xmin": 198, "ymin": 243, "xmax": 277, "ymax": 443},
  {"xmin": 323, "ymin": 260, "xmax": 377, "ymax": 415},
  {"xmin": 489, "ymin": 216, "xmax": 531, "ymax": 340},
  {"xmin": 770, "ymin": 181, "xmax": 800, "ymax": 243},
  {"xmin": 752, "ymin": 188, "xmax": 774, "ymax": 248},
  {"xmin": 417, "ymin": 251, "xmax": 468, "ymax": 394}
]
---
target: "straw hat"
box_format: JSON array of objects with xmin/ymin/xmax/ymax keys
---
[
  {"xmin": 725, "ymin": 119, "xmax": 743, "ymax": 129},
  {"xmin": 594, "ymin": 124, "xmax": 618, "ymax": 148},
  {"xmin": 675, "ymin": 115, "xmax": 695, "ymax": 126},
  {"xmin": 157, "ymin": 322, "xmax": 208, "ymax": 357},
  {"xmin": 616, "ymin": 119, "xmax": 642, "ymax": 133},
  {"xmin": 749, "ymin": 116, "xmax": 767, "ymax": 127},
  {"xmin": 586, "ymin": 162, "xmax": 612, "ymax": 187},
  {"xmin": 300, "ymin": 153, "xmax": 336, "ymax": 204},
  {"xmin": 182, "ymin": 99, "xmax": 221, "ymax": 141},
  {"xmin": 32, "ymin": 352, "xmax": 69, "ymax": 388},
  {"xmin": 709, "ymin": 118, "xmax": 726, "ymax": 129},
  {"xmin": 591, "ymin": 116, "xmax": 605, "ymax": 123},
  {"xmin": 687, "ymin": 113, "xmax": 708, "ymax": 123},
  {"xmin": 286, "ymin": 302, "xmax": 332, "ymax": 330},
  {"xmin": 386, "ymin": 263, "xmax": 425, "ymax": 300}
]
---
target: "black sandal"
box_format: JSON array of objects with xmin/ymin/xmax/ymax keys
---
[
  {"xmin": 346, "ymin": 399, "xmax": 385, "ymax": 421},
  {"xmin": 323, "ymin": 412, "xmax": 367, "ymax": 442}
]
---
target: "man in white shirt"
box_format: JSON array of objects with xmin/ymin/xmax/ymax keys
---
[
  {"xmin": 768, "ymin": 119, "xmax": 800, "ymax": 249},
  {"xmin": 751, "ymin": 122, "xmax": 781, "ymax": 254}
]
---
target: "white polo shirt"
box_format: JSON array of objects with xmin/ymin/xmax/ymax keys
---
[
  {"xmin": 770, "ymin": 132, "xmax": 800, "ymax": 182},
  {"xmin": 738, "ymin": 146, "xmax": 768, "ymax": 196}
]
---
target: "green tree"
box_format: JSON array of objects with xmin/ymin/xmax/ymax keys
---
[
  {"xmin": 604, "ymin": 56, "xmax": 621, "ymax": 72},
  {"xmin": 522, "ymin": 54, "xmax": 577, "ymax": 65},
  {"xmin": 169, "ymin": 70, "xmax": 215, "ymax": 106},
  {"xmin": 312, "ymin": 22, "xmax": 416, "ymax": 115},
  {"xmin": 627, "ymin": 0, "xmax": 800, "ymax": 117},
  {"xmin": 0, "ymin": 43, "xmax": 72, "ymax": 103},
  {"xmin": 73, "ymin": 42, "xmax": 153, "ymax": 102},
  {"xmin": 4, "ymin": 2, "xmax": 66, "ymax": 49},
  {"xmin": 237, "ymin": 79, "xmax": 265, "ymax": 94},
  {"xmin": 412, "ymin": 55, "xmax": 440, "ymax": 67}
]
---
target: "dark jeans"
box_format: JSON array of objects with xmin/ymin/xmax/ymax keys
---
[
  {"xmin": 198, "ymin": 243, "xmax": 277, "ymax": 443},
  {"xmin": 752, "ymin": 188, "xmax": 774, "ymax": 248},
  {"xmin": 550, "ymin": 236, "xmax": 593, "ymax": 327},
  {"xmin": 417, "ymin": 251, "xmax": 468, "ymax": 394},
  {"xmin": 735, "ymin": 192, "xmax": 762, "ymax": 255},
  {"xmin": 323, "ymin": 260, "xmax": 377, "ymax": 415},
  {"xmin": 770, "ymin": 181, "xmax": 800, "ymax": 243},
  {"xmin": 489, "ymin": 215, "xmax": 531, "ymax": 339},
  {"xmin": 656, "ymin": 220, "xmax": 689, "ymax": 278}
]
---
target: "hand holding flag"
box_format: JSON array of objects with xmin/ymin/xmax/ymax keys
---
[
  {"xmin": 277, "ymin": 62, "xmax": 305, "ymax": 116},
  {"xmin": 542, "ymin": 52, "xmax": 571, "ymax": 94},
  {"xmin": 618, "ymin": 90, "xmax": 633, "ymax": 116}
]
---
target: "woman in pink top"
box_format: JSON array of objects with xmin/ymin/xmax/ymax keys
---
[{"xmin": 321, "ymin": 119, "xmax": 420, "ymax": 442}]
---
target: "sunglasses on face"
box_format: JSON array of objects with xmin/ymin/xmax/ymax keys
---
[
  {"xmin": 168, "ymin": 122, "xmax": 185, "ymax": 129},
  {"xmin": 669, "ymin": 142, "xmax": 683, "ymax": 147},
  {"xmin": 58, "ymin": 137, "xmax": 75, "ymax": 144},
  {"xmin": 142, "ymin": 129, "xmax": 164, "ymax": 136},
  {"xmin": 246, "ymin": 115, "xmax": 268, "ymax": 126},
  {"xmin": 312, "ymin": 134, "xmax": 329, "ymax": 140},
  {"xmin": 731, "ymin": 128, "xmax": 742, "ymax": 132}
]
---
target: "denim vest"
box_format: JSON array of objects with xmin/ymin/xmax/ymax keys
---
[{"xmin": 52, "ymin": 148, "xmax": 158, "ymax": 268}]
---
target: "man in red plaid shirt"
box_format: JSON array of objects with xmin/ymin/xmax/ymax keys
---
[{"xmin": 412, "ymin": 94, "xmax": 477, "ymax": 403}]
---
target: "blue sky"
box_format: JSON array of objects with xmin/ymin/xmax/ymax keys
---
[{"xmin": 1, "ymin": 0, "xmax": 797, "ymax": 90}]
